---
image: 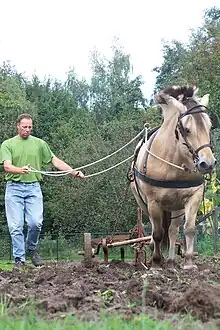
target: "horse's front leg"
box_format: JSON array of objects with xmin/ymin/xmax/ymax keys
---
[
  {"xmin": 184, "ymin": 191, "xmax": 202, "ymax": 270},
  {"xmin": 167, "ymin": 210, "xmax": 184, "ymax": 267},
  {"xmin": 148, "ymin": 202, "xmax": 164, "ymax": 268}
]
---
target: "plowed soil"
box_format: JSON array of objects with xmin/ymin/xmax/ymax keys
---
[{"xmin": 0, "ymin": 255, "xmax": 219, "ymax": 326}]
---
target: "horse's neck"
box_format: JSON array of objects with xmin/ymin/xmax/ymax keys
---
[{"xmin": 146, "ymin": 119, "xmax": 198, "ymax": 180}]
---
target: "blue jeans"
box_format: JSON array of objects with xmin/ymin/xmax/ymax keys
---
[{"xmin": 5, "ymin": 181, "xmax": 43, "ymax": 262}]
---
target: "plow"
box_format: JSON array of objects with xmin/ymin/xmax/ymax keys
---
[{"xmin": 78, "ymin": 207, "xmax": 185, "ymax": 267}]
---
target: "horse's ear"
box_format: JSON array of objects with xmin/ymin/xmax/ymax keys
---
[
  {"xmin": 193, "ymin": 86, "xmax": 199, "ymax": 96},
  {"xmin": 200, "ymin": 94, "xmax": 209, "ymax": 107},
  {"xmin": 210, "ymin": 113, "xmax": 220, "ymax": 129}
]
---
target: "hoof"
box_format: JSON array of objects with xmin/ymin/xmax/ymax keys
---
[
  {"xmin": 183, "ymin": 264, "xmax": 198, "ymax": 271},
  {"xmin": 151, "ymin": 263, "xmax": 163, "ymax": 270},
  {"xmin": 151, "ymin": 255, "xmax": 163, "ymax": 269}
]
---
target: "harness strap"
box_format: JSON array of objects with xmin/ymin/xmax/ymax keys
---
[{"xmin": 134, "ymin": 167, "xmax": 204, "ymax": 188}]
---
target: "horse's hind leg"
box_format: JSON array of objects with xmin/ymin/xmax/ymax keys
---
[
  {"xmin": 148, "ymin": 203, "xmax": 163, "ymax": 268},
  {"xmin": 167, "ymin": 210, "xmax": 184, "ymax": 267}
]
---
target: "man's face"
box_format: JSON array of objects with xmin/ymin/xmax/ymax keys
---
[{"xmin": 17, "ymin": 118, "xmax": 33, "ymax": 139}]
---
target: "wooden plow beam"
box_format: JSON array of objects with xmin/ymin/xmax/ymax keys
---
[{"xmin": 78, "ymin": 232, "xmax": 184, "ymax": 267}]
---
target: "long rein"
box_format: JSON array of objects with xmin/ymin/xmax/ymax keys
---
[
  {"xmin": 29, "ymin": 105, "xmax": 211, "ymax": 179},
  {"xmin": 29, "ymin": 129, "xmax": 145, "ymax": 178}
]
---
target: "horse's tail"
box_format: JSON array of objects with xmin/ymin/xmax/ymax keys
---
[{"xmin": 162, "ymin": 211, "xmax": 171, "ymax": 249}]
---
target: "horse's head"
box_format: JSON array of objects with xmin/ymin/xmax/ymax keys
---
[{"xmin": 155, "ymin": 86, "xmax": 216, "ymax": 174}]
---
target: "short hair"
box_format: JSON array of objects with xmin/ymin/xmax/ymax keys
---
[{"xmin": 16, "ymin": 114, "xmax": 33, "ymax": 124}]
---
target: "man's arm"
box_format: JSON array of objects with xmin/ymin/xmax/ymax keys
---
[
  {"xmin": 0, "ymin": 142, "xmax": 28, "ymax": 174},
  {"xmin": 51, "ymin": 156, "xmax": 85, "ymax": 179},
  {"xmin": 3, "ymin": 160, "xmax": 30, "ymax": 174}
]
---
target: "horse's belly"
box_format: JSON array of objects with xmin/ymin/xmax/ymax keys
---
[
  {"xmin": 156, "ymin": 188, "xmax": 201, "ymax": 211},
  {"xmin": 161, "ymin": 198, "xmax": 184, "ymax": 211}
]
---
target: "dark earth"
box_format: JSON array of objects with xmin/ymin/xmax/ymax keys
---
[{"xmin": 0, "ymin": 255, "xmax": 219, "ymax": 327}]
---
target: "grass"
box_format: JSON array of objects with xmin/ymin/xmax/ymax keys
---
[
  {"xmin": 0, "ymin": 261, "xmax": 14, "ymax": 271},
  {"xmin": 0, "ymin": 312, "xmax": 218, "ymax": 330},
  {"xmin": 0, "ymin": 314, "xmax": 170, "ymax": 330},
  {"xmin": 0, "ymin": 260, "xmax": 36, "ymax": 271}
]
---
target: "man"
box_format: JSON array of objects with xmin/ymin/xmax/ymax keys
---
[{"xmin": 0, "ymin": 113, "xmax": 85, "ymax": 268}]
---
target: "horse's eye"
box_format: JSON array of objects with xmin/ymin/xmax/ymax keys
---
[{"xmin": 185, "ymin": 127, "xmax": 190, "ymax": 134}]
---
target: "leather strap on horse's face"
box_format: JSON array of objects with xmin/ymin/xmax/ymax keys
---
[{"xmin": 177, "ymin": 105, "xmax": 212, "ymax": 161}]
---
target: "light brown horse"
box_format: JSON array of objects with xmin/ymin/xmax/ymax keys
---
[{"xmin": 131, "ymin": 86, "xmax": 216, "ymax": 270}]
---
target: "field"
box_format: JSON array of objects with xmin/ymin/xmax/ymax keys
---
[{"xmin": 0, "ymin": 254, "xmax": 219, "ymax": 329}]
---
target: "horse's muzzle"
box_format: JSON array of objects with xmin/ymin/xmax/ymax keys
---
[{"xmin": 196, "ymin": 156, "xmax": 217, "ymax": 174}]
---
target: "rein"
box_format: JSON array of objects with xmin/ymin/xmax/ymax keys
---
[{"xmin": 29, "ymin": 129, "xmax": 145, "ymax": 178}]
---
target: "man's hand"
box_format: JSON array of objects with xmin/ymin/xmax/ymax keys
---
[
  {"xmin": 71, "ymin": 170, "xmax": 85, "ymax": 179},
  {"xmin": 20, "ymin": 165, "xmax": 30, "ymax": 174},
  {"xmin": 3, "ymin": 161, "xmax": 31, "ymax": 175},
  {"xmin": 52, "ymin": 157, "xmax": 86, "ymax": 179}
]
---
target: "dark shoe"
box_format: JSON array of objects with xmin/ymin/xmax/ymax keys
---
[
  {"xmin": 14, "ymin": 258, "xmax": 26, "ymax": 269},
  {"xmin": 28, "ymin": 250, "xmax": 44, "ymax": 267}
]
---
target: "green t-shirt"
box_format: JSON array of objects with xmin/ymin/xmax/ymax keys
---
[{"xmin": 0, "ymin": 135, "xmax": 55, "ymax": 182}]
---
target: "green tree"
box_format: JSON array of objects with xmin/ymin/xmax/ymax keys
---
[{"xmin": 90, "ymin": 42, "xmax": 147, "ymax": 123}]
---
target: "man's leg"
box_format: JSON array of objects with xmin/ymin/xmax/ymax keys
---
[
  {"xmin": 25, "ymin": 182, "xmax": 44, "ymax": 266},
  {"xmin": 5, "ymin": 182, "xmax": 25, "ymax": 262}
]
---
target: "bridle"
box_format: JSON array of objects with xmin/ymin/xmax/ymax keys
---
[{"xmin": 176, "ymin": 104, "xmax": 212, "ymax": 164}]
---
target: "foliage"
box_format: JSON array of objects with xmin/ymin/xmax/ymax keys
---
[
  {"xmin": 89, "ymin": 42, "xmax": 147, "ymax": 123},
  {"xmin": 197, "ymin": 235, "xmax": 217, "ymax": 256}
]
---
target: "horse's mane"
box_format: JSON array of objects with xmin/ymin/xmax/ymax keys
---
[
  {"xmin": 161, "ymin": 85, "xmax": 197, "ymax": 104},
  {"xmin": 158, "ymin": 85, "xmax": 212, "ymax": 129}
]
